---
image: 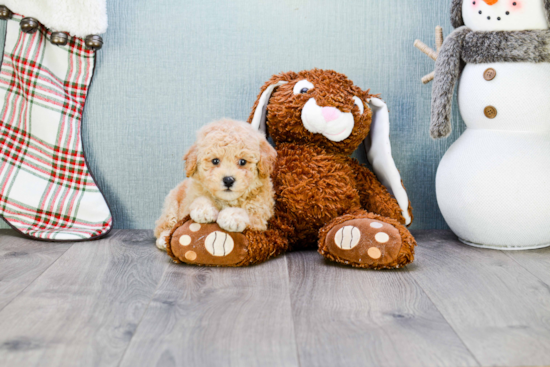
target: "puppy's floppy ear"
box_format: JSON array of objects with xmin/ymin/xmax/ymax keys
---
[
  {"xmin": 183, "ymin": 144, "xmax": 198, "ymax": 177},
  {"xmin": 364, "ymin": 98, "xmax": 412, "ymax": 225},
  {"xmin": 258, "ymin": 139, "xmax": 277, "ymax": 179}
]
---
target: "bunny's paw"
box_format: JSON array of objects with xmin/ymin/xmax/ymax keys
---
[
  {"xmin": 319, "ymin": 213, "xmax": 416, "ymax": 269},
  {"xmin": 167, "ymin": 219, "xmax": 249, "ymax": 266}
]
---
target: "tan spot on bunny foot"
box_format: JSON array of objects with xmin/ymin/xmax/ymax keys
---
[
  {"xmin": 367, "ymin": 247, "xmax": 382, "ymax": 259},
  {"xmin": 169, "ymin": 220, "xmax": 248, "ymax": 266},
  {"xmin": 323, "ymin": 218, "xmax": 403, "ymax": 268},
  {"xmin": 185, "ymin": 251, "xmax": 197, "ymax": 261}
]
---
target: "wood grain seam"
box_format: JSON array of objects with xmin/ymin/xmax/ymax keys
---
[
  {"xmin": 283, "ymin": 254, "xmax": 303, "ymax": 367},
  {"xmin": 405, "ymin": 266, "xmax": 483, "ymax": 367},
  {"xmin": 115, "ymin": 257, "xmax": 171, "ymax": 367},
  {"xmin": 0, "ymin": 238, "xmax": 75, "ymax": 315},
  {"xmin": 502, "ymin": 251, "xmax": 550, "ymax": 289}
]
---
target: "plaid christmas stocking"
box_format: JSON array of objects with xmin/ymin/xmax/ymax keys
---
[{"xmin": 0, "ymin": 14, "xmax": 112, "ymax": 241}]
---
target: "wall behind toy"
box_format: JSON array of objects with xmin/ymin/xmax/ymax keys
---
[{"xmin": 0, "ymin": 0, "xmax": 464, "ymax": 230}]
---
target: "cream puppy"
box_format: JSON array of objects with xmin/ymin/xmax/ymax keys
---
[{"xmin": 154, "ymin": 119, "xmax": 276, "ymax": 250}]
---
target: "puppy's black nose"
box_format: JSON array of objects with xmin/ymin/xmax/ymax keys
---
[{"xmin": 223, "ymin": 176, "xmax": 235, "ymax": 188}]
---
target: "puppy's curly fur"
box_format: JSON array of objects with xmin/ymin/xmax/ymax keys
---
[{"xmin": 154, "ymin": 119, "xmax": 276, "ymax": 250}]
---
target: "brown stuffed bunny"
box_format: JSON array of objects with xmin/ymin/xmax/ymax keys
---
[{"xmin": 167, "ymin": 69, "xmax": 416, "ymax": 269}]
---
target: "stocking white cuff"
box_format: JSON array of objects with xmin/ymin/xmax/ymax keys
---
[{"xmin": 3, "ymin": 0, "xmax": 107, "ymax": 38}]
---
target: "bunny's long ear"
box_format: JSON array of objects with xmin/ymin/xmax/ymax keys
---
[
  {"xmin": 364, "ymin": 98, "xmax": 412, "ymax": 226},
  {"xmin": 250, "ymin": 81, "xmax": 288, "ymax": 134}
]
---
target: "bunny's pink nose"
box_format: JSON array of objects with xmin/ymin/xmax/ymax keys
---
[{"xmin": 321, "ymin": 107, "xmax": 341, "ymax": 122}]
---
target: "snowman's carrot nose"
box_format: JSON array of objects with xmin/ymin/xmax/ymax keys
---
[{"xmin": 483, "ymin": 0, "xmax": 499, "ymax": 5}]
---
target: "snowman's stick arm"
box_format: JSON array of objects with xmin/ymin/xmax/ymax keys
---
[
  {"xmin": 422, "ymin": 71, "xmax": 435, "ymax": 84},
  {"xmin": 415, "ymin": 26, "xmax": 445, "ymax": 84},
  {"xmin": 435, "ymin": 26, "xmax": 444, "ymax": 52},
  {"xmin": 414, "ymin": 40, "xmax": 438, "ymax": 61}
]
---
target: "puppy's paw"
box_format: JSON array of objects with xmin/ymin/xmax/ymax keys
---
[
  {"xmin": 217, "ymin": 208, "xmax": 250, "ymax": 232},
  {"xmin": 190, "ymin": 197, "xmax": 219, "ymax": 223},
  {"xmin": 156, "ymin": 230, "xmax": 171, "ymax": 251}
]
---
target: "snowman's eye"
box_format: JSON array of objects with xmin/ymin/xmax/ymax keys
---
[
  {"xmin": 508, "ymin": 0, "xmax": 521, "ymax": 9},
  {"xmin": 293, "ymin": 80, "xmax": 314, "ymax": 95},
  {"xmin": 353, "ymin": 96, "xmax": 364, "ymax": 114}
]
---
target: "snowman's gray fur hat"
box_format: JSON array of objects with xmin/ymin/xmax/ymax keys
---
[{"xmin": 451, "ymin": 0, "xmax": 550, "ymax": 28}]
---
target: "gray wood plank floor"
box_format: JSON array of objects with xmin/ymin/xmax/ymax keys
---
[{"xmin": 1, "ymin": 229, "xmax": 550, "ymax": 367}]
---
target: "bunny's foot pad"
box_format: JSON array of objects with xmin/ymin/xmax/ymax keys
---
[
  {"xmin": 319, "ymin": 214, "xmax": 416, "ymax": 269},
  {"xmin": 167, "ymin": 219, "xmax": 248, "ymax": 266}
]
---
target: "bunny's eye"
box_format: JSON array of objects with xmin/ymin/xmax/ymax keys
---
[
  {"xmin": 293, "ymin": 80, "xmax": 314, "ymax": 95},
  {"xmin": 353, "ymin": 96, "xmax": 365, "ymax": 114}
]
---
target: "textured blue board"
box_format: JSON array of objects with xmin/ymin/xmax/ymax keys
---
[{"xmin": 0, "ymin": 0, "xmax": 464, "ymax": 230}]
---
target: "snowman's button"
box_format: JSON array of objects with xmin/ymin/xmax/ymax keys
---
[
  {"xmin": 483, "ymin": 68, "xmax": 496, "ymax": 81},
  {"xmin": 484, "ymin": 106, "xmax": 497, "ymax": 119}
]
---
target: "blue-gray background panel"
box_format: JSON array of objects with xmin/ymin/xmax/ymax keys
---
[{"xmin": 0, "ymin": 0, "xmax": 464, "ymax": 230}]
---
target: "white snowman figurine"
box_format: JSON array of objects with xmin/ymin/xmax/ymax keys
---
[{"xmin": 418, "ymin": 0, "xmax": 550, "ymax": 249}]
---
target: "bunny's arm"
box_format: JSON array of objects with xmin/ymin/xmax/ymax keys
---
[{"xmin": 348, "ymin": 159, "xmax": 410, "ymax": 225}]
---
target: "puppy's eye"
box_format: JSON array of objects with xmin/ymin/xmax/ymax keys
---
[
  {"xmin": 212, "ymin": 158, "xmax": 220, "ymax": 165},
  {"xmin": 293, "ymin": 80, "xmax": 314, "ymax": 95},
  {"xmin": 238, "ymin": 159, "xmax": 247, "ymax": 166},
  {"xmin": 353, "ymin": 96, "xmax": 365, "ymax": 114}
]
